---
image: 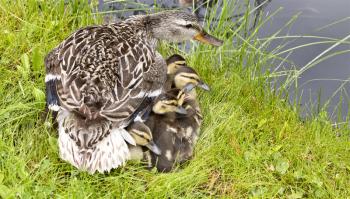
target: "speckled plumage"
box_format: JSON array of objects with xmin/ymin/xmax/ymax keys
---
[
  {"xmin": 45, "ymin": 14, "xmax": 167, "ymax": 173},
  {"xmin": 46, "ymin": 19, "xmax": 165, "ymax": 121}
]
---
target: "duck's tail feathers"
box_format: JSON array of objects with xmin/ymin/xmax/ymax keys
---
[{"xmin": 57, "ymin": 110, "xmax": 130, "ymax": 174}]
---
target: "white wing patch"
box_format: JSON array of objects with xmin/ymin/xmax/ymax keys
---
[
  {"xmin": 148, "ymin": 88, "xmax": 163, "ymax": 97},
  {"xmin": 165, "ymin": 150, "xmax": 172, "ymax": 161},
  {"xmin": 45, "ymin": 74, "xmax": 61, "ymax": 82},
  {"xmin": 48, "ymin": 104, "xmax": 60, "ymax": 111}
]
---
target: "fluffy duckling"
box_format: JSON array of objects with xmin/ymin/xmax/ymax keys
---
[
  {"xmin": 165, "ymin": 54, "xmax": 210, "ymax": 93},
  {"xmin": 174, "ymin": 66, "xmax": 210, "ymax": 93},
  {"xmin": 166, "ymin": 54, "xmax": 187, "ymax": 75},
  {"xmin": 147, "ymin": 61, "xmax": 210, "ymax": 172},
  {"xmin": 164, "ymin": 54, "xmax": 186, "ymax": 91},
  {"xmin": 127, "ymin": 122, "xmax": 161, "ymax": 156},
  {"xmin": 128, "ymin": 89, "xmax": 187, "ymax": 163}
]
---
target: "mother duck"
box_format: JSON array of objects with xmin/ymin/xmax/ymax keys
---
[{"xmin": 44, "ymin": 10, "xmax": 222, "ymax": 173}]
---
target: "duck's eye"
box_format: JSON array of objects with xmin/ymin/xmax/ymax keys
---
[{"xmin": 185, "ymin": 24, "xmax": 193, "ymax": 29}]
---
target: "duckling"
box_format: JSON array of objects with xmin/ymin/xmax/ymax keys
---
[
  {"xmin": 172, "ymin": 89, "xmax": 203, "ymax": 163},
  {"xmin": 147, "ymin": 65, "xmax": 209, "ymax": 172},
  {"xmin": 127, "ymin": 122, "xmax": 161, "ymax": 156},
  {"xmin": 164, "ymin": 54, "xmax": 210, "ymax": 93},
  {"xmin": 147, "ymin": 92, "xmax": 204, "ymax": 172},
  {"xmin": 127, "ymin": 89, "xmax": 187, "ymax": 162},
  {"xmin": 174, "ymin": 66, "xmax": 210, "ymax": 93},
  {"xmin": 164, "ymin": 54, "xmax": 186, "ymax": 91},
  {"xmin": 166, "ymin": 54, "xmax": 187, "ymax": 75},
  {"xmin": 126, "ymin": 88, "xmax": 192, "ymax": 155}
]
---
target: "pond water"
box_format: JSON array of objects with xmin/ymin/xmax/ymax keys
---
[
  {"xmin": 259, "ymin": 0, "xmax": 350, "ymax": 121},
  {"xmin": 97, "ymin": 0, "xmax": 350, "ymax": 121}
]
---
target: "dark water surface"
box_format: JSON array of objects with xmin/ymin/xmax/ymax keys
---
[
  {"xmin": 259, "ymin": 0, "xmax": 350, "ymax": 121},
  {"xmin": 97, "ymin": 0, "xmax": 350, "ymax": 121}
]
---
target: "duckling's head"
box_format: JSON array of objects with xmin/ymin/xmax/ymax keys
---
[
  {"xmin": 152, "ymin": 89, "xmax": 187, "ymax": 114},
  {"xmin": 173, "ymin": 66, "xmax": 210, "ymax": 91},
  {"xmin": 146, "ymin": 11, "xmax": 223, "ymax": 46},
  {"xmin": 127, "ymin": 122, "xmax": 161, "ymax": 155},
  {"xmin": 166, "ymin": 54, "xmax": 186, "ymax": 75}
]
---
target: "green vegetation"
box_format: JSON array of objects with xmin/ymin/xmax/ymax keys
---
[{"xmin": 0, "ymin": 0, "xmax": 349, "ymax": 198}]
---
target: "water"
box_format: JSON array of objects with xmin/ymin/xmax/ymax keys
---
[
  {"xmin": 97, "ymin": 0, "xmax": 350, "ymax": 121},
  {"xmin": 259, "ymin": 0, "xmax": 350, "ymax": 121},
  {"xmin": 96, "ymin": 0, "xmax": 233, "ymax": 23}
]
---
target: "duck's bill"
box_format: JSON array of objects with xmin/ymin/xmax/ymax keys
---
[
  {"xmin": 146, "ymin": 141, "xmax": 162, "ymax": 155},
  {"xmin": 175, "ymin": 106, "xmax": 187, "ymax": 114},
  {"xmin": 183, "ymin": 83, "xmax": 196, "ymax": 93},
  {"xmin": 198, "ymin": 81, "xmax": 210, "ymax": 91},
  {"xmin": 194, "ymin": 31, "xmax": 223, "ymax": 47}
]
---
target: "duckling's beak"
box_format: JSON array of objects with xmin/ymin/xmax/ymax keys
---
[
  {"xmin": 193, "ymin": 31, "xmax": 223, "ymax": 47},
  {"xmin": 175, "ymin": 106, "xmax": 187, "ymax": 114},
  {"xmin": 183, "ymin": 83, "xmax": 196, "ymax": 93},
  {"xmin": 146, "ymin": 141, "xmax": 162, "ymax": 155},
  {"xmin": 198, "ymin": 81, "xmax": 210, "ymax": 91}
]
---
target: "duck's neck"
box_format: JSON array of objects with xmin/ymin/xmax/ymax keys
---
[{"xmin": 124, "ymin": 15, "xmax": 159, "ymax": 49}]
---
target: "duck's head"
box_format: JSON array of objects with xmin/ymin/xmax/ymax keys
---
[
  {"xmin": 173, "ymin": 66, "xmax": 210, "ymax": 92},
  {"xmin": 127, "ymin": 122, "xmax": 161, "ymax": 155},
  {"xmin": 146, "ymin": 11, "xmax": 223, "ymax": 46},
  {"xmin": 152, "ymin": 89, "xmax": 187, "ymax": 114}
]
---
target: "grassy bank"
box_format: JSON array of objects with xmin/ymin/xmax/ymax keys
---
[{"xmin": 0, "ymin": 0, "xmax": 349, "ymax": 198}]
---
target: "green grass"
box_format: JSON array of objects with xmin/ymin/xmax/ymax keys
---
[{"xmin": 0, "ymin": 0, "xmax": 349, "ymax": 198}]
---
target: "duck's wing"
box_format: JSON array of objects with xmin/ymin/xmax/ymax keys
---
[
  {"xmin": 45, "ymin": 24, "xmax": 161, "ymax": 126},
  {"xmin": 45, "ymin": 48, "xmax": 61, "ymax": 112},
  {"xmin": 99, "ymin": 50, "xmax": 166, "ymax": 126}
]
